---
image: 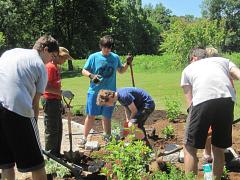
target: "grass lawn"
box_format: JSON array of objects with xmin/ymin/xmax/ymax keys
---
[{"xmin": 62, "ymin": 69, "xmax": 240, "ymax": 118}]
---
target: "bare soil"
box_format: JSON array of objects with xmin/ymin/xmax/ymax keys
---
[
  {"xmin": 12, "ymin": 106, "xmax": 240, "ymax": 179},
  {"xmin": 72, "ymin": 105, "xmax": 240, "ymax": 180}
]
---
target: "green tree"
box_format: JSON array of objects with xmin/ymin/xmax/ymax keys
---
[
  {"xmin": 0, "ymin": 32, "xmax": 6, "ymax": 53},
  {"xmin": 201, "ymin": 0, "xmax": 240, "ymax": 52},
  {"xmin": 161, "ymin": 18, "xmax": 226, "ymax": 66},
  {"xmin": 143, "ymin": 3, "xmax": 172, "ymax": 53},
  {"xmin": 106, "ymin": 0, "xmax": 159, "ymax": 55},
  {"xmin": 0, "ymin": 0, "xmax": 53, "ymax": 49},
  {"xmin": 52, "ymin": 0, "xmax": 111, "ymax": 70}
]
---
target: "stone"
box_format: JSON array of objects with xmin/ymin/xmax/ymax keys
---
[
  {"xmin": 178, "ymin": 149, "xmax": 184, "ymax": 163},
  {"xmin": 162, "ymin": 152, "xmax": 180, "ymax": 163},
  {"xmin": 84, "ymin": 141, "xmax": 100, "ymax": 151}
]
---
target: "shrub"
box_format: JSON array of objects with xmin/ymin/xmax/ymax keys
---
[
  {"xmin": 71, "ymin": 106, "xmax": 85, "ymax": 116},
  {"xmin": 150, "ymin": 163, "xmax": 195, "ymax": 180},
  {"xmin": 161, "ymin": 18, "xmax": 226, "ymax": 66},
  {"xmin": 97, "ymin": 135, "xmax": 152, "ymax": 180},
  {"xmin": 45, "ymin": 159, "xmax": 71, "ymax": 178},
  {"xmin": 222, "ymin": 166, "xmax": 229, "ymax": 180},
  {"xmin": 165, "ymin": 97, "xmax": 181, "ymax": 122},
  {"xmin": 162, "ymin": 125, "xmax": 174, "ymax": 139}
]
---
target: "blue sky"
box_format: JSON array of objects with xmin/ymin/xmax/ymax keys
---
[{"xmin": 142, "ymin": 0, "xmax": 203, "ymax": 17}]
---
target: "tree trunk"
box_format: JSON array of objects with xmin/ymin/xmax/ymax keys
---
[{"xmin": 68, "ymin": 60, "xmax": 73, "ymax": 71}]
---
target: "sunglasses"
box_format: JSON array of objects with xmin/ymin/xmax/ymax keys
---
[{"xmin": 102, "ymin": 44, "xmax": 113, "ymax": 49}]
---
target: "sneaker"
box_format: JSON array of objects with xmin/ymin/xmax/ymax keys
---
[{"xmin": 78, "ymin": 138, "xmax": 87, "ymax": 148}]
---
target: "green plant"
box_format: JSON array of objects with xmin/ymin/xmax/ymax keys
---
[
  {"xmin": 150, "ymin": 163, "xmax": 195, "ymax": 180},
  {"xmin": 221, "ymin": 166, "xmax": 230, "ymax": 180},
  {"xmin": 45, "ymin": 159, "xmax": 71, "ymax": 178},
  {"xmin": 161, "ymin": 18, "xmax": 226, "ymax": 66},
  {"xmin": 165, "ymin": 97, "xmax": 181, "ymax": 121},
  {"xmin": 162, "ymin": 125, "xmax": 175, "ymax": 139},
  {"xmin": 95, "ymin": 135, "xmax": 152, "ymax": 180},
  {"xmin": 71, "ymin": 107, "xmax": 81, "ymax": 116},
  {"xmin": 0, "ymin": 32, "xmax": 5, "ymax": 48},
  {"xmin": 71, "ymin": 105, "xmax": 85, "ymax": 116}
]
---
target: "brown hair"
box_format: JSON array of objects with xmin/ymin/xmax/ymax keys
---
[
  {"xmin": 188, "ymin": 48, "xmax": 206, "ymax": 63},
  {"xmin": 33, "ymin": 35, "xmax": 59, "ymax": 53},
  {"xmin": 99, "ymin": 35, "xmax": 114, "ymax": 49},
  {"xmin": 96, "ymin": 90, "xmax": 115, "ymax": 105}
]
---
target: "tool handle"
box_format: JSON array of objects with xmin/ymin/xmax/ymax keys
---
[
  {"xmin": 67, "ymin": 106, "xmax": 73, "ymax": 151},
  {"xmin": 130, "ymin": 63, "xmax": 135, "ymax": 87}
]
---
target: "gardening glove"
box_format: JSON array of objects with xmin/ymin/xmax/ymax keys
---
[
  {"xmin": 126, "ymin": 53, "xmax": 133, "ymax": 65},
  {"xmin": 89, "ymin": 74, "xmax": 102, "ymax": 84},
  {"xmin": 61, "ymin": 90, "xmax": 74, "ymax": 99}
]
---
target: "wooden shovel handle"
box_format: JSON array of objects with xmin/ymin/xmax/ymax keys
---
[{"xmin": 130, "ymin": 63, "xmax": 135, "ymax": 87}]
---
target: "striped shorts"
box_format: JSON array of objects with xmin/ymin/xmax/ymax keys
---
[{"xmin": 0, "ymin": 105, "xmax": 44, "ymax": 172}]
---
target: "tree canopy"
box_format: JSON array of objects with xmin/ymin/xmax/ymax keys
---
[{"xmin": 0, "ymin": 0, "xmax": 239, "ymax": 67}]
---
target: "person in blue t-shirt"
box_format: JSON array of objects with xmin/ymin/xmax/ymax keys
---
[
  {"xmin": 96, "ymin": 87, "xmax": 155, "ymax": 147},
  {"xmin": 81, "ymin": 35, "xmax": 133, "ymax": 145}
]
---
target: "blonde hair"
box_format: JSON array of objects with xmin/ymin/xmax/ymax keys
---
[
  {"xmin": 206, "ymin": 47, "xmax": 219, "ymax": 57},
  {"xmin": 96, "ymin": 90, "xmax": 115, "ymax": 105}
]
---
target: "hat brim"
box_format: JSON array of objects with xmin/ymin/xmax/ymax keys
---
[{"xmin": 59, "ymin": 53, "xmax": 74, "ymax": 60}]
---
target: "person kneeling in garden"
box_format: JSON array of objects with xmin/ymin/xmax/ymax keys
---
[{"xmin": 96, "ymin": 87, "xmax": 155, "ymax": 147}]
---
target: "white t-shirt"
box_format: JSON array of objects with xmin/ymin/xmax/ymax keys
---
[
  {"xmin": 0, "ymin": 48, "xmax": 47, "ymax": 117},
  {"xmin": 181, "ymin": 57, "xmax": 236, "ymax": 106}
]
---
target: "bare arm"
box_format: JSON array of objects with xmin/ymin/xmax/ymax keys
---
[
  {"xmin": 82, "ymin": 68, "xmax": 92, "ymax": 78},
  {"xmin": 230, "ymin": 66, "xmax": 240, "ymax": 80},
  {"xmin": 117, "ymin": 63, "xmax": 129, "ymax": 74},
  {"xmin": 182, "ymin": 85, "xmax": 192, "ymax": 108},
  {"xmin": 128, "ymin": 102, "xmax": 138, "ymax": 120},
  {"xmin": 124, "ymin": 107, "xmax": 130, "ymax": 122},
  {"xmin": 32, "ymin": 93, "xmax": 42, "ymax": 121},
  {"xmin": 118, "ymin": 54, "xmax": 133, "ymax": 74}
]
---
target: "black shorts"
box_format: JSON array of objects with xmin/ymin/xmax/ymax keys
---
[
  {"xmin": 0, "ymin": 105, "xmax": 44, "ymax": 172},
  {"xmin": 185, "ymin": 98, "xmax": 234, "ymax": 149}
]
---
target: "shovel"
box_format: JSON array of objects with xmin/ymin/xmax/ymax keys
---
[
  {"xmin": 62, "ymin": 96, "xmax": 81, "ymax": 163},
  {"xmin": 128, "ymin": 53, "xmax": 135, "ymax": 87}
]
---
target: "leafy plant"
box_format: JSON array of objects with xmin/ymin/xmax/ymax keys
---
[
  {"xmin": 162, "ymin": 125, "xmax": 175, "ymax": 139},
  {"xmin": 71, "ymin": 105, "xmax": 85, "ymax": 116},
  {"xmin": 95, "ymin": 135, "xmax": 152, "ymax": 180},
  {"xmin": 161, "ymin": 18, "xmax": 226, "ymax": 66},
  {"xmin": 221, "ymin": 166, "xmax": 230, "ymax": 180},
  {"xmin": 45, "ymin": 159, "xmax": 71, "ymax": 178},
  {"xmin": 165, "ymin": 97, "xmax": 181, "ymax": 122},
  {"xmin": 0, "ymin": 32, "xmax": 5, "ymax": 48},
  {"xmin": 150, "ymin": 163, "xmax": 195, "ymax": 180}
]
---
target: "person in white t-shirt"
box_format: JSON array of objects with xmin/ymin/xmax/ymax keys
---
[
  {"xmin": 181, "ymin": 48, "xmax": 240, "ymax": 180},
  {"xmin": 202, "ymin": 47, "xmax": 237, "ymax": 165},
  {"xmin": 0, "ymin": 35, "xmax": 59, "ymax": 180}
]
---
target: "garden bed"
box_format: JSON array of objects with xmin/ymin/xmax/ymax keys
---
[
  {"xmin": 71, "ymin": 105, "xmax": 240, "ymax": 180},
  {"xmin": 14, "ymin": 106, "xmax": 240, "ymax": 179}
]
